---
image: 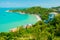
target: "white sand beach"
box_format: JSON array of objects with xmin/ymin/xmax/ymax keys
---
[
  {"xmin": 10, "ymin": 28, "xmax": 19, "ymax": 32},
  {"xmin": 34, "ymin": 14, "xmax": 42, "ymax": 21},
  {"xmin": 5, "ymin": 10, "xmax": 9, "ymax": 12},
  {"xmin": 19, "ymin": 12, "xmax": 25, "ymax": 14}
]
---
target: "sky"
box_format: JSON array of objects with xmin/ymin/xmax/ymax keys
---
[{"xmin": 0, "ymin": 0, "xmax": 60, "ymax": 8}]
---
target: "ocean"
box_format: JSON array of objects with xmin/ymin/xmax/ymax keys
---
[{"xmin": 0, "ymin": 8, "xmax": 37, "ymax": 32}]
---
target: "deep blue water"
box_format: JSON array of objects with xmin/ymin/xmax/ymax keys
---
[{"xmin": 0, "ymin": 8, "xmax": 37, "ymax": 32}]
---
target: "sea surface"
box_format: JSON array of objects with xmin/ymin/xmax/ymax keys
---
[{"xmin": 0, "ymin": 8, "xmax": 37, "ymax": 32}]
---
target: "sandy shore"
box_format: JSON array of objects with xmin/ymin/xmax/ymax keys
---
[
  {"xmin": 5, "ymin": 10, "xmax": 9, "ymax": 12},
  {"xmin": 34, "ymin": 14, "xmax": 42, "ymax": 21},
  {"xmin": 19, "ymin": 12, "xmax": 25, "ymax": 14},
  {"xmin": 10, "ymin": 28, "xmax": 19, "ymax": 32}
]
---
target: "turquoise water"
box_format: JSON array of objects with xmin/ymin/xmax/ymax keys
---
[{"xmin": 0, "ymin": 8, "xmax": 37, "ymax": 32}]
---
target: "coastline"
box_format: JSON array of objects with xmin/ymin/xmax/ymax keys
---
[
  {"xmin": 6, "ymin": 10, "xmax": 42, "ymax": 32},
  {"xmin": 6, "ymin": 10, "xmax": 25, "ymax": 14},
  {"xmin": 6, "ymin": 10, "xmax": 42, "ymax": 23}
]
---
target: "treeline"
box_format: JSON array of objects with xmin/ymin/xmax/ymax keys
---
[{"xmin": 52, "ymin": 6, "xmax": 60, "ymax": 10}]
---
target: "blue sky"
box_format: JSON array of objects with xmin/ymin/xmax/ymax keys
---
[{"xmin": 0, "ymin": 0, "xmax": 60, "ymax": 8}]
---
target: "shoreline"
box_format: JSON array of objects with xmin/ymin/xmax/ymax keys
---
[
  {"xmin": 19, "ymin": 12, "xmax": 25, "ymax": 14},
  {"xmin": 34, "ymin": 14, "xmax": 42, "ymax": 21},
  {"xmin": 5, "ymin": 10, "xmax": 9, "ymax": 12},
  {"xmin": 6, "ymin": 10, "xmax": 25, "ymax": 14}
]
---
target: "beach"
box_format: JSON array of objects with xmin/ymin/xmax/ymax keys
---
[
  {"xmin": 5, "ymin": 10, "xmax": 9, "ymax": 12},
  {"xmin": 19, "ymin": 12, "xmax": 25, "ymax": 14},
  {"xmin": 19, "ymin": 12, "xmax": 42, "ymax": 21},
  {"xmin": 34, "ymin": 14, "xmax": 42, "ymax": 21}
]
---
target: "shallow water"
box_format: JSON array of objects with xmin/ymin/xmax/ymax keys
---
[{"xmin": 0, "ymin": 8, "xmax": 37, "ymax": 32}]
